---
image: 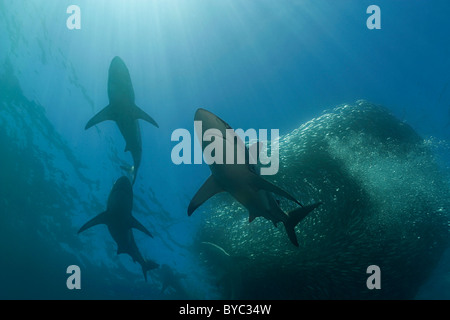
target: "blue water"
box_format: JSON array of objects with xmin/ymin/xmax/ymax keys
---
[{"xmin": 1, "ymin": 0, "xmax": 450, "ymax": 299}]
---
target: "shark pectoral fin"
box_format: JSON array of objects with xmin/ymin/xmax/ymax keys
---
[
  {"xmin": 249, "ymin": 173, "xmax": 303, "ymax": 207},
  {"xmin": 133, "ymin": 104, "xmax": 159, "ymax": 128},
  {"xmin": 120, "ymin": 164, "xmax": 134, "ymax": 175},
  {"xmin": 288, "ymin": 202, "xmax": 322, "ymax": 226},
  {"xmin": 188, "ymin": 175, "xmax": 224, "ymax": 216},
  {"xmin": 78, "ymin": 211, "xmax": 108, "ymax": 234},
  {"xmin": 130, "ymin": 216, "xmax": 153, "ymax": 238},
  {"xmin": 85, "ymin": 105, "xmax": 115, "ymax": 130},
  {"xmin": 249, "ymin": 142, "xmax": 263, "ymax": 154},
  {"xmin": 120, "ymin": 165, "xmax": 137, "ymax": 185}
]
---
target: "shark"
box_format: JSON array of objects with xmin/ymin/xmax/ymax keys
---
[
  {"xmin": 188, "ymin": 108, "xmax": 322, "ymax": 246},
  {"xmin": 158, "ymin": 264, "xmax": 188, "ymax": 297},
  {"xmin": 200, "ymin": 242, "xmax": 245, "ymax": 299},
  {"xmin": 78, "ymin": 176, "xmax": 159, "ymax": 281},
  {"xmin": 85, "ymin": 56, "xmax": 159, "ymax": 184}
]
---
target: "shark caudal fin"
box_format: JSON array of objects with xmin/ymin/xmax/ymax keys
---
[
  {"xmin": 283, "ymin": 202, "xmax": 322, "ymax": 247},
  {"xmin": 141, "ymin": 259, "xmax": 159, "ymax": 282},
  {"xmin": 77, "ymin": 211, "xmax": 108, "ymax": 234}
]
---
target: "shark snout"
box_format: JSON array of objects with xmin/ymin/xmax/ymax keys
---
[{"xmin": 112, "ymin": 176, "xmax": 133, "ymax": 193}]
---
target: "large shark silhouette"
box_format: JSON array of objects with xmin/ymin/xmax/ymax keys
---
[
  {"xmin": 78, "ymin": 176, "xmax": 159, "ymax": 281},
  {"xmin": 188, "ymin": 108, "xmax": 321, "ymax": 246},
  {"xmin": 85, "ymin": 56, "xmax": 159, "ymax": 184}
]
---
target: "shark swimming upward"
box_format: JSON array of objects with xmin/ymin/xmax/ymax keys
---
[
  {"xmin": 78, "ymin": 176, "xmax": 159, "ymax": 281},
  {"xmin": 188, "ymin": 108, "xmax": 321, "ymax": 246},
  {"xmin": 85, "ymin": 56, "xmax": 159, "ymax": 184}
]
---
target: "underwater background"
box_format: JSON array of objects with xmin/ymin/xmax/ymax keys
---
[{"xmin": 1, "ymin": 0, "xmax": 450, "ymax": 300}]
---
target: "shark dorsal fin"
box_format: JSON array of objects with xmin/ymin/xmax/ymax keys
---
[
  {"xmin": 249, "ymin": 173, "xmax": 303, "ymax": 207},
  {"xmin": 132, "ymin": 104, "xmax": 159, "ymax": 128},
  {"xmin": 78, "ymin": 211, "xmax": 109, "ymax": 234},
  {"xmin": 85, "ymin": 105, "xmax": 115, "ymax": 130},
  {"xmin": 188, "ymin": 175, "xmax": 224, "ymax": 216},
  {"xmin": 130, "ymin": 216, "xmax": 153, "ymax": 238}
]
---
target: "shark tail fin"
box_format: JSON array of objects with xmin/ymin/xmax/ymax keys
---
[
  {"xmin": 78, "ymin": 211, "xmax": 108, "ymax": 234},
  {"xmin": 133, "ymin": 104, "xmax": 159, "ymax": 128},
  {"xmin": 142, "ymin": 259, "xmax": 159, "ymax": 282},
  {"xmin": 283, "ymin": 202, "xmax": 322, "ymax": 247}
]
